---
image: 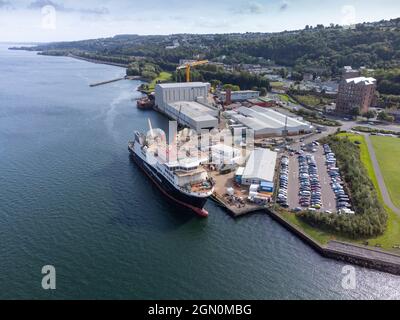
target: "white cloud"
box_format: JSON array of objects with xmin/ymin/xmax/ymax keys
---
[
  {"xmin": 248, "ymin": 2, "xmax": 264, "ymax": 14},
  {"xmin": 0, "ymin": 0, "xmax": 400, "ymax": 42},
  {"xmin": 341, "ymin": 5, "xmax": 356, "ymax": 27},
  {"xmin": 232, "ymin": 1, "xmax": 265, "ymax": 15},
  {"xmin": 27, "ymin": 0, "xmax": 109, "ymax": 15}
]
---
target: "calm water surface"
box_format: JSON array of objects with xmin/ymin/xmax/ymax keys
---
[{"xmin": 0, "ymin": 44, "xmax": 399, "ymax": 299}]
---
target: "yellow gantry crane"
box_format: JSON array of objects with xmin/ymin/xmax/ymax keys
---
[{"xmin": 176, "ymin": 60, "xmax": 209, "ymax": 82}]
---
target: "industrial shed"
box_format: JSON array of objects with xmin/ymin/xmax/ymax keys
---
[
  {"xmin": 230, "ymin": 106, "xmax": 312, "ymax": 137},
  {"xmin": 241, "ymin": 149, "xmax": 277, "ymax": 186},
  {"xmin": 155, "ymin": 82, "xmax": 210, "ymax": 112},
  {"xmin": 219, "ymin": 90, "xmax": 260, "ymax": 102},
  {"xmin": 165, "ymin": 101, "xmax": 218, "ymax": 132}
]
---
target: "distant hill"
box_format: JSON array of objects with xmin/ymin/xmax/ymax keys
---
[{"xmin": 13, "ymin": 18, "xmax": 400, "ymax": 77}]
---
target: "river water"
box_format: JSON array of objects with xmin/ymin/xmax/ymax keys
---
[{"xmin": 0, "ymin": 44, "xmax": 399, "ymax": 299}]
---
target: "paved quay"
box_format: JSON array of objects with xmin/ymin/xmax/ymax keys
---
[{"xmin": 326, "ymin": 241, "xmax": 400, "ymax": 274}]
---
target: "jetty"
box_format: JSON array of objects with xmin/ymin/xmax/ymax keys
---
[
  {"xmin": 89, "ymin": 77, "xmax": 126, "ymax": 87},
  {"xmin": 89, "ymin": 75, "xmax": 146, "ymax": 87}
]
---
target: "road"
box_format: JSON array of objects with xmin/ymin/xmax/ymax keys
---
[
  {"xmin": 340, "ymin": 118, "xmax": 400, "ymax": 133},
  {"xmin": 364, "ymin": 134, "xmax": 400, "ymax": 216},
  {"xmin": 271, "ymin": 93, "xmax": 400, "ymax": 134},
  {"xmin": 287, "ymin": 154, "xmax": 299, "ymax": 209},
  {"xmin": 314, "ymin": 146, "xmax": 337, "ymax": 212},
  {"xmin": 273, "ymin": 93, "xmax": 400, "ymax": 215}
]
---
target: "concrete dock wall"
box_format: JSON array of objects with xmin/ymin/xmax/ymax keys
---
[{"xmin": 264, "ymin": 208, "xmax": 400, "ymax": 276}]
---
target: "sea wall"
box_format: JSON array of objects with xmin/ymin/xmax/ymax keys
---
[{"xmin": 265, "ymin": 208, "xmax": 400, "ymax": 276}]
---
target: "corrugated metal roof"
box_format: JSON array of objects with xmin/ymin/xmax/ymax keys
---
[
  {"xmin": 231, "ymin": 114, "xmax": 267, "ymax": 131},
  {"xmin": 242, "ymin": 149, "xmax": 277, "ymax": 182},
  {"xmin": 169, "ymin": 101, "xmax": 216, "ymax": 122},
  {"xmin": 251, "ymin": 106, "xmax": 309, "ymax": 128},
  {"xmin": 232, "ymin": 106, "xmax": 311, "ymax": 132},
  {"xmin": 157, "ymin": 82, "xmax": 209, "ymax": 89}
]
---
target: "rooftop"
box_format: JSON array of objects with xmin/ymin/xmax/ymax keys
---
[
  {"xmin": 234, "ymin": 106, "xmax": 311, "ymax": 130},
  {"xmin": 169, "ymin": 101, "xmax": 217, "ymax": 122},
  {"xmin": 345, "ymin": 77, "xmax": 376, "ymax": 85},
  {"xmin": 220, "ymin": 90, "xmax": 260, "ymax": 95},
  {"xmin": 156, "ymin": 82, "xmax": 209, "ymax": 89},
  {"xmin": 242, "ymin": 149, "xmax": 277, "ymax": 182}
]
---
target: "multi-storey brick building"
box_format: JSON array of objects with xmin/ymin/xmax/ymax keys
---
[{"xmin": 336, "ymin": 77, "xmax": 377, "ymax": 114}]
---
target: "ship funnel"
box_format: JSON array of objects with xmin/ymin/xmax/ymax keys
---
[{"xmin": 148, "ymin": 118, "xmax": 155, "ymax": 138}]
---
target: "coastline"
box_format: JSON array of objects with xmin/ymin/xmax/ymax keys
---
[
  {"xmin": 213, "ymin": 190, "xmax": 400, "ymax": 276},
  {"xmin": 65, "ymin": 53, "xmax": 130, "ymax": 68},
  {"xmin": 64, "ymin": 53, "xmax": 149, "ymax": 87},
  {"xmin": 9, "ymin": 47, "xmax": 158, "ymax": 94},
  {"xmin": 16, "ymin": 46, "xmax": 400, "ymax": 277},
  {"xmin": 265, "ymin": 208, "xmax": 400, "ymax": 276}
]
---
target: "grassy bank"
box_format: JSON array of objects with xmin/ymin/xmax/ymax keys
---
[
  {"xmin": 278, "ymin": 94, "xmax": 297, "ymax": 104},
  {"xmin": 330, "ymin": 133, "xmax": 400, "ymax": 250},
  {"xmin": 139, "ymin": 72, "xmax": 172, "ymax": 93},
  {"xmin": 292, "ymin": 94, "xmax": 334, "ymax": 108},
  {"xmin": 270, "ymin": 81, "xmax": 285, "ymax": 90},
  {"xmin": 349, "ymin": 134, "xmax": 400, "ymax": 250},
  {"xmin": 352, "ymin": 126, "xmax": 400, "ymax": 136},
  {"xmin": 148, "ymin": 72, "xmax": 172, "ymax": 91},
  {"xmin": 370, "ymin": 136, "xmax": 400, "ymax": 209},
  {"xmin": 279, "ymin": 211, "xmax": 332, "ymax": 245}
]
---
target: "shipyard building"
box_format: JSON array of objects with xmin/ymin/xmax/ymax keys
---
[
  {"xmin": 155, "ymin": 82, "xmax": 218, "ymax": 132},
  {"xmin": 165, "ymin": 101, "xmax": 218, "ymax": 132},
  {"xmin": 155, "ymin": 82, "xmax": 210, "ymax": 111},
  {"xmin": 224, "ymin": 106, "xmax": 312, "ymax": 137},
  {"xmin": 219, "ymin": 90, "xmax": 260, "ymax": 103},
  {"xmin": 236, "ymin": 148, "xmax": 277, "ymax": 186}
]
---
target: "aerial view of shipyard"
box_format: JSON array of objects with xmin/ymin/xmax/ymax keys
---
[{"xmin": 1, "ymin": 0, "xmax": 400, "ymax": 305}]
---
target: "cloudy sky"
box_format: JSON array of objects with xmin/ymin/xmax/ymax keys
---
[{"xmin": 0, "ymin": 0, "xmax": 399, "ymax": 42}]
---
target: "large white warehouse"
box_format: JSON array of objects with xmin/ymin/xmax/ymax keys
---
[
  {"xmin": 241, "ymin": 149, "xmax": 277, "ymax": 185},
  {"xmin": 155, "ymin": 82, "xmax": 211, "ymax": 112},
  {"xmin": 229, "ymin": 106, "xmax": 312, "ymax": 137},
  {"xmin": 165, "ymin": 101, "xmax": 218, "ymax": 132}
]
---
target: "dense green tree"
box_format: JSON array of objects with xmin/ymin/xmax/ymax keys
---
[
  {"xmin": 362, "ymin": 110, "xmax": 376, "ymax": 120},
  {"xmin": 350, "ymin": 107, "xmax": 361, "ymax": 116},
  {"xmin": 20, "ymin": 17, "xmax": 400, "ymax": 97},
  {"xmin": 377, "ymin": 111, "xmax": 395, "ymax": 122},
  {"xmin": 222, "ymin": 84, "xmax": 240, "ymax": 91},
  {"xmin": 297, "ymin": 135, "xmax": 387, "ymax": 238}
]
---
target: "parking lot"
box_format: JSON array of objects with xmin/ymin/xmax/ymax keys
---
[
  {"xmin": 282, "ymin": 144, "xmax": 337, "ymax": 212},
  {"xmin": 314, "ymin": 145, "xmax": 337, "ymax": 212},
  {"xmin": 322, "ymin": 143, "xmax": 354, "ymax": 214}
]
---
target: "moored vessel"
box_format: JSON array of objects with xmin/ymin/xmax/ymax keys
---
[{"xmin": 128, "ymin": 130, "xmax": 214, "ymax": 217}]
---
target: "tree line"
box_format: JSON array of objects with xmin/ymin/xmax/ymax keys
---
[{"xmin": 297, "ymin": 135, "xmax": 387, "ymax": 238}]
